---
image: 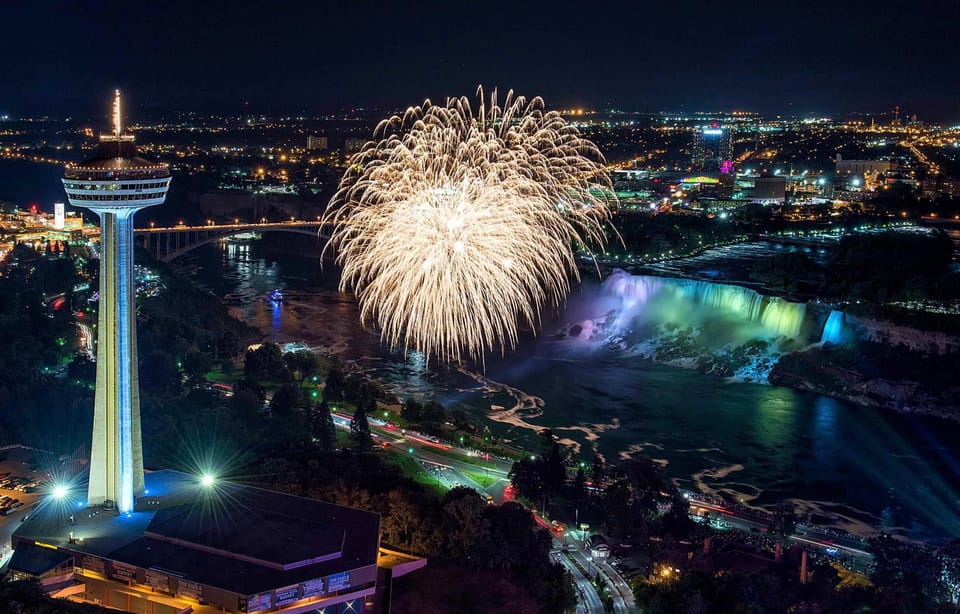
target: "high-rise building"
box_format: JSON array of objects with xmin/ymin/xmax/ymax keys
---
[
  {"xmin": 306, "ymin": 134, "xmax": 328, "ymax": 150},
  {"xmin": 61, "ymin": 91, "xmax": 171, "ymax": 514},
  {"xmin": 692, "ymin": 124, "xmax": 734, "ymax": 171},
  {"xmin": 54, "ymin": 202, "xmax": 65, "ymax": 229},
  {"xmin": 344, "ymin": 137, "xmax": 366, "ymax": 156}
]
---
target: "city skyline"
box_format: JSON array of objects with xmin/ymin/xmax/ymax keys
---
[{"xmin": 2, "ymin": 1, "xmax": 959, "ymax": 120}]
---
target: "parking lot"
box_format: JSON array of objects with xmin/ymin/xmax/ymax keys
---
[{"xmin": 0, "ymin": 447, "xmax": 44, "ymax": 568}]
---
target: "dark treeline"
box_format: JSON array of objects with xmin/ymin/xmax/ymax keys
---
[
  {"xmin": 607, "ymin": 213, "xmax": 748, "ymax": 259},
  {"xmin": 0, "ymin": 244, "xmax": 92, "ymax": 451},
  {"xmin": 750, "ymin": 230, "xmax": 960, "ymax": 305}
]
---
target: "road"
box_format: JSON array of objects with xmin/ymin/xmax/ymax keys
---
[
  {"xmin": 332, "ymin": 412, "xmax": 513, "ymax": 502},
  {"xmin": 76, "ymin": 322, "xmax": 94, "ymax": 358},
  {"xmin": 552, "ymin": 549, "xmax": 604, "ymax": 614},
  {"xmin": 0, "ymin": 450, "xmax": 44, "ymax": 570},
  {"xmin": 686, "ymin": 495, "xmax": 874, "ymax": 572},
  {"xmin": 561, "ymin": 541, "xmax": 634, "ymax": 613}
]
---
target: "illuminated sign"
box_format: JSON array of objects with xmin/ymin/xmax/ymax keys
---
[
  {"xmin": 54, "ymin": 202, "xmax": 65, "ymax": 229},
  {"xmin": 327, "ymin": 571, "xmax": 350, "ymax": 592},
  {"xmin": 246, "ymin": 592, "xmax": 272, "ymax": 612},
  {"xmin": 720, "ymin": 160, "xmax": 734, "ymax": 174},
  {"xmin": 145, "ymin": 569, "xmax": 169, "ymax": 592},
  {"xmin": 302, "ymin": 578, "xmax": 326, "ymax": 598},
  {"xmin": 275, "ymin": 585, "xmax": 300, "ymax": 606},
  {"xmin": 177, "ymin": 579, "xmax": 202, "ymax": 601},
  {"xmin": 81, "ymin": 555, "xmax": 105, "ymax": 574},
  {"xmin": 110, "ymin": 562, "xmax": 136, "ymax": 582},
  {"xmin": 702, "ymin": 129, "xmax": 724, "ymax": 136}
]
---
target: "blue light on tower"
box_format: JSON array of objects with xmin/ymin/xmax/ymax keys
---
[{"xmin": 62, "ymin": 91, "xmax": 170, "ymax": 514}]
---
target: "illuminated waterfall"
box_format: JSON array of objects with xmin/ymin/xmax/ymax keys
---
[
  {"xmin": 820, "ymin": 310, "xmax": 845, "ymax": 344},
  {"xmin": 604, "ymin": 269, "xmax": 807, "ymax": 339}
]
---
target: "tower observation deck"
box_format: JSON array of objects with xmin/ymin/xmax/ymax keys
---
[{"xmin": 62, "ymin": 91, "xmax": 171, "ymax": 514}]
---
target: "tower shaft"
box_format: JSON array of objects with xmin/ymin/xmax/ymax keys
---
[{"xmin": 88, "ymin": 210, "xmax": 145, "ymax": 512}]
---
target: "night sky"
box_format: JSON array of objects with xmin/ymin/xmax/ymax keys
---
[{"xmin": 3, "ymin": 0, "xmax": 958, "ymax": 119}]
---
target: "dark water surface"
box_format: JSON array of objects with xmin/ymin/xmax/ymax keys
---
[{"xmin": 179, "ymin": 239, "xmax": 960, "ymax": 542}]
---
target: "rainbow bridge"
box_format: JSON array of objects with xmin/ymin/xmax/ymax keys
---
[{"xmin": 133, "ymin": 219, "xmax": 331, "ymax": 262}]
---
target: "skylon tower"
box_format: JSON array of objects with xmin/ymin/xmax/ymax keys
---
[{"xmin": 62, "ymin": 91, "xmax": 171, "ymax": 513}]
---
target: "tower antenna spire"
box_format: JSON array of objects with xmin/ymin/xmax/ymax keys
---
[{"xmin": 113, "ymin": 89, "xmax": 122, "ymax": 137}]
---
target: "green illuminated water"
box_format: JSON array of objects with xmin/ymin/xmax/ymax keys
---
[{"xmin": 181, "ymin": 240, "xmax": 960, "ymax": 542}]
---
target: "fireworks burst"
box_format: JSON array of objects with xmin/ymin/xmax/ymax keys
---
[{"xmin": 324, "ymin": 88, "xmax": 616, "ymax": 363}]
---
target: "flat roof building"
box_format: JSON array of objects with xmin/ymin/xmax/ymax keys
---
[
  {"xmin": 8, "ymin": 470, "xmax": 404, "ymax": 613},
  {"xmin": 835, "ymin": 154, "xmax": 893, "ymax": 176}
]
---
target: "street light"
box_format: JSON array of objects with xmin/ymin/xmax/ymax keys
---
[{"xmin": 52, "ymin": 485, "xmax": 68, "ymax": 499}]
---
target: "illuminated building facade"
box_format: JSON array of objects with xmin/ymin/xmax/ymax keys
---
[
  {"xmin": 692, "ymin": 124, "xmax": 734, "ymax": 171},
  {"xmin": 834, "ymin": 153, "xmax": 892, "ymax": 176},
  {"xmin": 61, "ymin": 91, "xmax": 171, "ymax": 514},
  {"xmin": 10, "ymin": 471, "xmax": 424, "ymax": 613}
]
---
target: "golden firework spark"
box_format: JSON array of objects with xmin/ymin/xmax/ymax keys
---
[{"xmin": 324, "ymin": 88, "xmax": 616, "ymax": 363}]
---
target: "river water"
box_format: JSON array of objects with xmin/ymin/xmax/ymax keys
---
[{"xmin": 176, "ymin": 239, "xmax": 960, "ymax": 543}]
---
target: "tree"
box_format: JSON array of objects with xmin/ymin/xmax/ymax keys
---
[
  {"xmin": 351, "ymin": 397, "xmax": 373, "ymax": 451},
  {"xmin": 181, "ymin": 350, "xmax": 213, "ymax": 383},
  {"xmin": 401, "ymin": 398, "xmax": 423, "ymax": 422},
  {"xmin": 217, "ymin": 330, "xmax": 240, "ymax": 358},
  {"xmin": 573, "ymin": 467, "xmax": 587, "ymax": 504},
  {"xmin": 421, "ymin": 400, "xmax": 447, "ymax": 424},
  {"xmin": 537, "ymin": 429, "xmax": 566, "ymax": 500},
  {"xmin": 324, "ymin": 366, "xmax": 346, "ymax": 402},
  {"xmin": 768, "ymin": 500, "xmax": 797, "ymax": 546},
  {"xmin": 66, "ymin": 354, "xmax": 96, "ymax": 382},
  {"xmin": 441, "ymin": 491, "xmax": 490, "ymax": 563},
  {"xmin": 270, "ymin": 384, "xmax": 299, "ymax": 418},
  {"xmin": 509, "ymin": 458, "xmax": 542, "ymax": 501},
  {"xmin": 232, "ymin": 388, "xmax": 261, "ymax": 423},
  {"xmin": 244, "ymin": 342, "xmax": 287, "ymax": 381},
  {"xmin": 235, "ymin": 375, "xmax": 265, "ymax": 402},
  {"xmin": 591, "ymin": 452, "xmax": 605, "ymax": 488},
  {"xmin": 661, "ymin": 492, "xmax": 695, "ymax": 539},
  {"xmin": 312, "ymin": 400, "xmax": 336, "ymax": 451},
  {"xmin": 381, "ymin": 487, "xmax": 437, "ymax": 553},
  {"xmin": 285, "ymin": 350, "xmax": 320, "ymax": 387}
]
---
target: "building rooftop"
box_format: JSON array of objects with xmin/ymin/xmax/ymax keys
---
[
  {"xmin": 13, "ymin": 470, "xmax": 381, "ymax": 596},
  {"xmin": 64, "ymin": 136, "xmax": 169, "ymax": 176},
  {"xmin": 7, "ymin": 541, "xmax": 73, "ymax": 576}
]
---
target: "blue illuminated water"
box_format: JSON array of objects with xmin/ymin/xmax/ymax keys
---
[
  {"xmin": 177, "ymin": 240, "xmax": 960, "ymax": 542},
  {"xmin": 820, "ymin": 310, "xmax": 846, "ymax": 344}
]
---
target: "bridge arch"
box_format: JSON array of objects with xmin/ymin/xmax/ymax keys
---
[{"xmin": 139, "ymin": 227, "xmax": 331, "ymax": 262}]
